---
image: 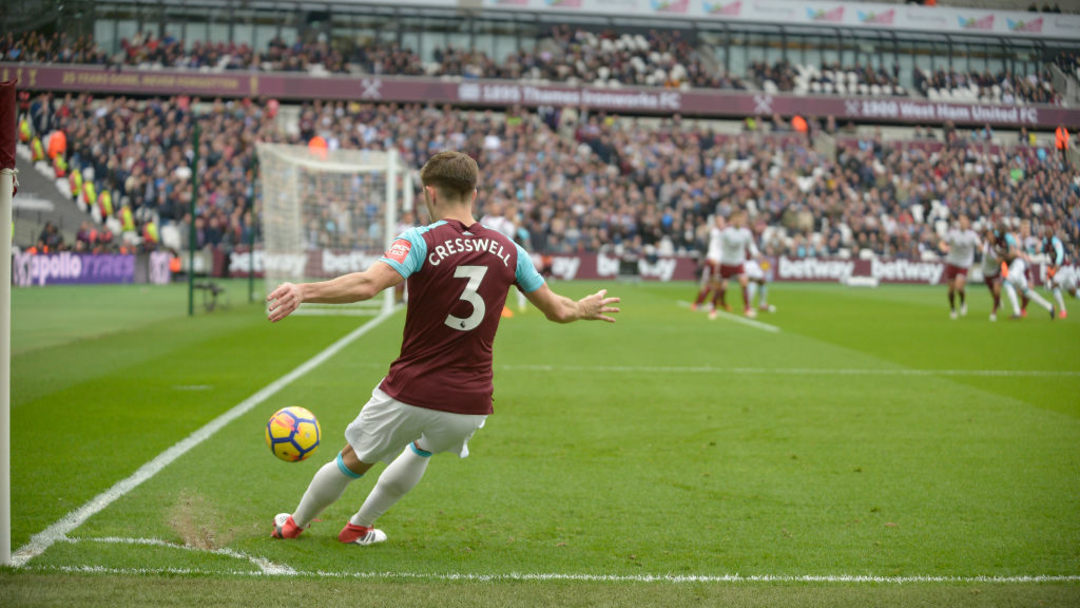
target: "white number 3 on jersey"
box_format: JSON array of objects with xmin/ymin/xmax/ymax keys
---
[{"xmin": 445, "ymin": 265, "xmax": 488, "ymax": 331}]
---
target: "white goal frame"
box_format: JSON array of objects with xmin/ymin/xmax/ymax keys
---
[{"xmin": 256, "ymin": 144, "xmax": 413, "ymax": 316}]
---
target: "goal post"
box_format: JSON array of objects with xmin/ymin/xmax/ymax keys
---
[{"xmin": 256, "ymin": 144, "xmax": 413, "ymax": 316}]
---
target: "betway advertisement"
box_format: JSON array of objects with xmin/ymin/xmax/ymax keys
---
[
  {"xmin": 228, "ymin": 248, "xmax": 1072, "ymax": 287},
  {"xmin": 775, "ymin": 256, "xmax": 1072, "ymax": 286},
  {"xmin": 227, "ymin": 248, "xmax": 699, "ymax": 282}
]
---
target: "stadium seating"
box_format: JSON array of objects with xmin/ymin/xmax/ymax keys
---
[{"xmin": 914, "ymin": 68, "xmax": 1060, "ymax": 105}]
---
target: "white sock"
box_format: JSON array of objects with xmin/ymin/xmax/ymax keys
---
[
  {"xmin": 1004, "ymin": 282, "xmax": 1021, "ymax": 315},
  {"xmin": 1023, "ymin": 288, "xmax": 1053, "ymax": 312},
  {"xmin": 1053, "ymin": 288, "xmax": 1066, "ymax": 312},
  {"xmin": 350, "ymin": 445, "xmax": 430, "ymax": 528},
  {"xmin": 747, "ymin": 282, "xmax": 759, "ymax": 306},
  {"xmin": 293, "ymin": 454, "xmax": 362, "ymax": 527},
  {"xmin": 759, "ymin": 284, "xmax": 768, "ymax": 306},
  {"xmin": 516, "ymin": 288, "xmax": 527, "ymax": 311}
]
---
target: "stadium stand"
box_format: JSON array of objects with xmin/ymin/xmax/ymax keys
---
[{"xmin": 14, "ymin": 92, "xmax": 1079, "ymax": 265}]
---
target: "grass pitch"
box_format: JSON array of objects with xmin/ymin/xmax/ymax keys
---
[{"xmin": 4, "ymin": 279, "xmax": 1079, "ymax": 605}]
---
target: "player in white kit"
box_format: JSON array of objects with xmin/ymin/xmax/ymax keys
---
[
  {"xmin": 482, "ymin": 203, "xmax": 529, "ymax": 314},
  {"xmin": 938, "ymin": 214, "xmax": 980, "ymax": 319},
  {"xmin": 713, "ymin": 209, "xmax": 760, "ymax": 320},
  {"xmin": 692, "ymin": 215, "xmax": 725, "ymax": 311},
  {"xmin": 743, "ymin": 245, "xmax": 775, "ymax": 313},
  {"xmin": 980, "ymin": 228, "xmax": 1004, "ymax": 322}
]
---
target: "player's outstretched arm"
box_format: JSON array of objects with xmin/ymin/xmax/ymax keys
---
[
  {"xmin": 525, "ymin": 284, "xmax": 621, "ymax": 324},
  {"xmin": 267, "ymin": 262, "xmax": 404, "ymax": 323}
]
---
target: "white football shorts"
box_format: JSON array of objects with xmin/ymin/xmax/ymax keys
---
[
  {"xmin": 1052, "ymin": 266, "xmax": 1077, "ymax": 291},
  {"xmin": 1006, "ymin": 258, "xmax": 1028, "ymax": 290},
  {"xmin": 345, "ymin": 384, "xmax": 487, "ymax": 464},
  {"xmin": 744, "ymin": 260, "xmax": 764, "ymax": 281}
]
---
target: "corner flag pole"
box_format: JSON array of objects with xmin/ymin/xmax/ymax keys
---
[{"xmin": 0, "ymin": 78, "xmax": 19, "ymax": 567}]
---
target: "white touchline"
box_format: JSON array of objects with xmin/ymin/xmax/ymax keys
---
[
  {"xmin": 676, "ymin": 300, "xmax": 781, "ymax": 333},
  {"xmin": 60, "ymin": 536, "xmax": 295, "ymax": 575},
  {"xmin": 497, "ymin": 364, "xmax": 1080, "ymax": 378},
  {"xmin": 26, "ymin": 564, "xmax": 1080, "ymax": 584},
  {"xmin": 10, "ymin": 309, "xmax": 400, "ymax": 568}
]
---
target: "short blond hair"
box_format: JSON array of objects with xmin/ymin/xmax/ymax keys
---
[{"xmin": 420, "ymin": 151, "xmax": 478, "ymax": 200}]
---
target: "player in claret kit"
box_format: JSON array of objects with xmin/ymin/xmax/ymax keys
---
[
  {"xmin": 980, "ymin": 227, "xmax": 1004, "ymax": 322},
  {"xmin": 713, "ymin": 209, "xmax": 760, "ymax": 320},
  {"xmin": 265, "ymin": 151, "xmax": 620, "ymax": 546},
  {"xmin": 939, "ymin": 214, "xmax": 981, "ymax": 319}
]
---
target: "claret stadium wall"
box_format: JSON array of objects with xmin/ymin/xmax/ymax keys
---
[{"xmin": 3, "ymin": 65, "xmax": 1080, "ymax": 128}]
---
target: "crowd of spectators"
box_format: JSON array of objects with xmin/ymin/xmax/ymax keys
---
[
  {"xmin": 914, "ymin": 67, "xmax": 1061, "ymax": 105},
  {"xmin": 1, "ymin": 32, "xmax": 107, "ymax": 65},
  {"xmin": 22, "ymin": 92, "xmax": 270, "ymax": 255},
  {"xmin": 752, "ymin": 60, "xmax": 903, "ymax": 97},
  {"xmin": 1054, "ymin": 50, "xmax": 1080, "ymax": 82},
  {"xmin": 2, "ymin": 28, "xmax": 744, "ymax": 90},
  {"xmin": 20, "ymin": 93, "xmax": 1079, "ymax": 266},
  {"xmin": 7, "ymin": 28, "xmax": 1076, "ymax": 109}
]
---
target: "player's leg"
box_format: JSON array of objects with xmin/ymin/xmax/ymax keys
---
[
  {"xmin": 747, "ymin": 279, "xmax": 759, "ymax": 308},
  {"xmin": 1020, "ymin": 266, "xmax": 1032, "ymax": 316},
  {"xmin": 344, "ymin": 410, "xmax": 486, "ymax": 545},
  {"xmin": 1004, "ymin": 279, "xmax": 1022, "ymax": 318},
  {"xmin": 956, "ymin": 273, "xmax": 968, "ymax": 317},
  {"xmin": 739, "ymin": 275, "xmax": 755, "ymax": 317},
  {"xmin": 1021, "ymin": 285, "xmax": 1055, "ymax": 317},
  {"xmin": 711, "ymin": 278, "xmax": 727, "ymax": 319},
  {"xmin": 985, "ymin": 276, "xmax": 1001, "ymax": 321},
  {"xmin": 341, "ymin": 442, "xmax": 429, "ymax": 545},
  {"xmin": 273, "ymin": 444, "xmax": 373, "ymax": 539},
  {"xmin": 1009, "ymin": 261, "xmax": 1053, "ymax": 317},
  {"xmin": 692, "ymin": 265, "xmax": 713, "ymax": 309},
  {"xmin": 947, "ymin": 268, "xmax": 957, "ymax": 319},
  {"xmin": 757, "ymin": 280, "xmax": 772, "ymax": 311},
  {"xmin": 275, "ymin": 387, "xmax": 402, "ymax": 539},
  {"xmin": 1050, "ymin": 271, "xmax": 1067, "ymax": 319}
]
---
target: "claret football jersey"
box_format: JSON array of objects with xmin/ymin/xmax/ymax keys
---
[{"xmin": 377, "ymin": 219, "xmax": 545, "ymax": 415}]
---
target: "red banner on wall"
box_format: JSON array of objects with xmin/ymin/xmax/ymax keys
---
[{"xmin": 5, "ymin": 63, "xmax": 1079, "ymax": 128}]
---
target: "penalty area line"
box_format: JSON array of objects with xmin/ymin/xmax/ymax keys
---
[
  {"xmin": 676, "ymin": 300, "xmax": 780, "ymax": 333},
  {"xmin": 25, "ymin": 564, "xmax": 1080, "ymax": 584},
  {"xmin": 11, "ymin": 308, "xmax": 400, "ymax": 568}
]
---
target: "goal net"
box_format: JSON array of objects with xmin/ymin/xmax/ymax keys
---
[{"xmin": 256, "ymin": 143, "xmax": 413, "ymax": 316}]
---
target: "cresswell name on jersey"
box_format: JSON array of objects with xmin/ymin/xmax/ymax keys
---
[{"xmin": 427, "ymin": 237, "xmax": 512, "ymax": 267}]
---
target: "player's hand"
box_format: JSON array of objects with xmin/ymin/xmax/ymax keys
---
[
  {"xmin": 267, "ymin": 282, "xmax": 304, "ymax": 323},
  {"xmin": 578, "ymin": 289, "xmax": 621, "ymax": 323}
]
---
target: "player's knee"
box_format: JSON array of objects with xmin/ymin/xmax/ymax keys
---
[{"xmin": 340, "ymin": 444, "xmax": 374, "ymax": 477}]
